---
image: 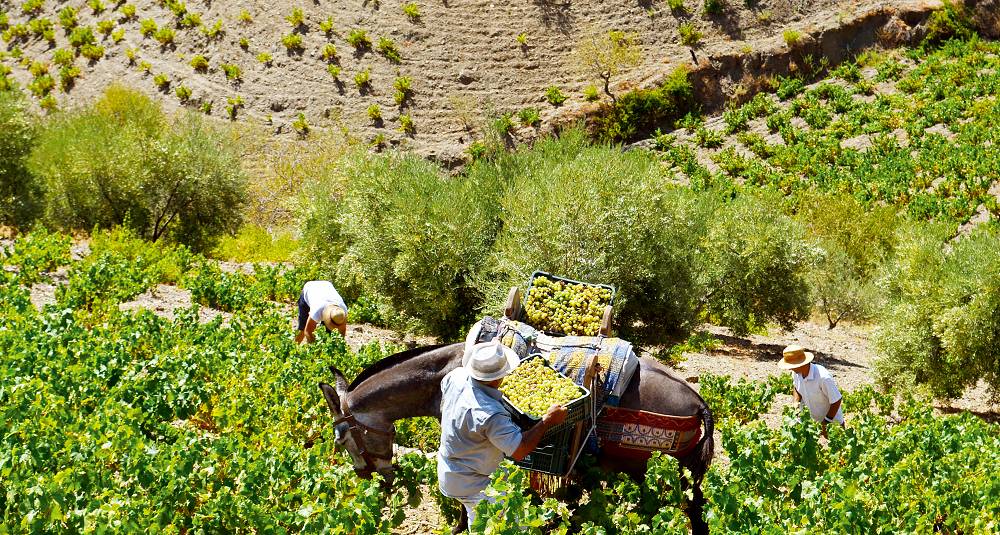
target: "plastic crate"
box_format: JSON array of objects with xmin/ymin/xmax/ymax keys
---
[
  {"xmin": 501, "ymin": 355, "xmax": 593, "ymax": 440},
  {"xmin": 513, "ymin": 425, "xmax": 575, "ymax": 475},
  {"xmin": 519, "ymin": 271, "xmax": 616, "ymax": 336}
]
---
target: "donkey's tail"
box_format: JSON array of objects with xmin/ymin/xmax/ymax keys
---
[{"xmin": 693, "ymin": 404, "xmax": 715, "ymax": 482}]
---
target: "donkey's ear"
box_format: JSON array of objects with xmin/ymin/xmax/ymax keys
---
[
  {"xmin": 318, "ymin": 382, "xmax": 342, "ymax": 417},
  {"xmin": 329, "ymin": 366, "xmax": 349, "ymax": 396}
]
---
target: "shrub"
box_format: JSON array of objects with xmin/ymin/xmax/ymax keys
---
[
  {"xmin": 21, "ymin": 0, "xmax": 44, "ymax": 15},
  {"xmin": 178, "ymin": 12, "xmax": 202, "ymax": 28},
  {"xmin": 139, "ymin": 18, "xmax": 157, "ymax": 37},
  {"xmin": 285, "ymin": 7, "xmax": 305, "ymax": 27},
  {"xmin": 321, "ymin": 43, "xmax": 338, "ymax": 62},
  {"xmin": 476, "ymin": 128, "xmax": 710, "ymax": 343},
  {"xmin": 0, "ymin": 88, "xmax": 40, "ymax": 226},
  {"xmin": 679, "ymin": 22, "xmax": 702, "ymax": 46},
  {"xmin": 200, "ymin": 101, "xmax": 212, "ymax": 114},
  {"xmin": 201, "ymin": 19, "xmax": 224, "ymax": 40},
  {"xmin": 175, "ymin": 84, "xmax": 191, "ymax": 102},
  {"xmin": 593, "ymin": 66, "xmax": 695, "ymax": 142},
  {"xmin": 58, "ymin": 65, "xmax": 80, "ymax": 90},
  {"xmin": 667, "ymin": 0, "xmax": 687, "ymax": 12},
  {"xmin": 28, "ymin": 86, "xmax": 246, "ymax": 250},
  {"xmin": 27, "ymin": 60, "xmax": 48, "ymax": 77},
  {"xmin": 239, "ymin": 9, "xmax": 252, "ymax": 24},
  {"xmin": 376, "ymin": 36, "xmax": 401, "ymax": 63},
  {"xmin": 318, "ymin": 17, "xmax": 334, "ymax": 34},
  {"xmin": 367, "ymin": 103, "xmax": 381, "ymax": 122},
  {"xmin": 28, "ymin": 17, "xmax": 53, "ymax": 39},
  {"xmin": 52, "ymin": 48, "xmax": 74, "ymax": 67},
  {"xmin": 875, "ymin": 223, "xmax": 1000, "ymax": 400},
  {"xmin": 239, "ymin": 36, "xmax": 249, "ymax": 49},
  {"xmin": 320, "ymin": 150, "xmax": 501, "ymax": 336},
  {"xmin": 80, "ymin": 44, "xmax": 105, "ymax": 61},
  {"xmin": 96, "ymin": 19, "xmax": 114, "ymax": 36},
  {"xmin": 56, "ymin": 7, "xmax": 77, "ymax": 31},
  {"xmin": 574, "ymin": 29, "xmax": 641, "ymax": 100},
  {"xmin": 190, "ymin": 54, "xmax": 209, "ymax": 72},
  {"xmin": 220, "ymin": 63, "xmax": 242, "ymax": 82},
  {"xmin": 152, "ymin": 72, "xmax": 169, "ymax": 89},
  {"xmin": 346, "ymin": 28, "xmax": 371, "ymax": 49},
  {"xmin": 119, "ymin": 4, "xmax": 136, "ymax": 19},
  {"xmin": 281, "ymin": 33, "xmax": 303, "ymax": 51},
  {"xmin": 257, "ymin": 52, "xmax": 273, "ymax": 65},
  {"xmin": 924, "ymin": 0, "xmax": 973, "ymax": 45},
  {"xmin": 703, "ymin": 0, "xmax": 723, "ymax": 15},
  {"xmin": 582, "ymin": 84, "xmax": 600, "ymax": 102},
  {"xmin": 88, "ymin": 0, "xmax": 105, "ymax": 15},
  {"xmin": 138, "ymin": 61, "xmax": 151, "ymax": 73},
  {"xmin": 111, "ymin": 28, "xmax": 124, "ymax": 43},
  {"xmin": 701, "ymin": 191, "xmax": 812, "ymax": 335},
  {"xmin": 401, "ymin": 2, "xmax": 420, "ymax": 21},
  {"xmin": 393, "ymin": 75, "xmax": 412, "ymax": 105},
  {"xmin": 292, "ymin": 113, "xmax": 309, "ymax": 135},
  {"xmin": 68, "ymin": 26, "xmax": 96, "ymax": 48},
  {"xmin": 154, "ymin": 27, "xmax": 175, "ymax": 46},
  {"xmin": 782, "ymin": 28, "xmax": 802, "ymax": 48},
  {"xmin": 797, "ymin": 193, "xmax": 898, "ymax": 329},
  {"xmin": 125, "ymin": 47, "xmax": 138, "ymax": 64},
  {"xmin": 353, "ymin": 67, "xmax": 370, "ymax": 90},
  {"xmin": 225, "ymin": 95, "xmax": 244, "ymax": 119},
  {"xmin": 38, "ymin": 94, "xmax": 58, "ymax": 112},
  {"xmin": 544, "ymin": 85, "xmax": 566, "ymax": 106},
  {"xmin": 326, "ymin": 64, "xmax": 340, "ymax": 78},
  {"xmin": 399, "ymin": 113, "xmax": 415, "ymax": 134},
  {"xmin": 518, "ymin": 107, "xmax": 540, "ymax": 126}
]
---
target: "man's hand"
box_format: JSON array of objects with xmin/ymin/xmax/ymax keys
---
[
  {"xmin": 511, "ymin": 404, "xmax": 569, "ymax": 461},
  {"xmin": 542, "ymin": 405, "xmax": 568, "ymax": 427}
]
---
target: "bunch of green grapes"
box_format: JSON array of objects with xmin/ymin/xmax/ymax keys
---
[
  {"xmin": 523, "ymin": 277, "xmax": 612, "ymax": 336},
  {"xmin": 500, "ymin": 357, "xmax": 583, "ymax": 419}
]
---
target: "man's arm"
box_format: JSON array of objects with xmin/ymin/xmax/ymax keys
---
[
  {"xmin": 303, "ymin": 318, "xmax": 318, "ymax": 342},
  {"xmin": 792, "ymin": 387, "xmax": 801, "ymax": 403},
  {"xmin": 825, "ymin": 398, "xmax": 842, "ymax": 422},
  {"xmin": 511, "ymin": 405, "xmax": 568, "ymax": 461},
  {"xmin": 337, "ymin": 321, "xmax": 347, "ymax": 338}
]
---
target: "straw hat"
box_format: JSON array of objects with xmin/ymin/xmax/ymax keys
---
[
  {"xmin": 464, "ymin": 341, "xmax": 520, "ymax": 382},
  {"xmin": 321, "ymin": 304, "xmax": 347, "ymax": 330},
  {"xmin": 778, "ymin": 345, "xmax": 814, "ymax": 370}
]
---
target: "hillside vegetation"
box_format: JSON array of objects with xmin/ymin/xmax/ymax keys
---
[{"xmin": 0, "ymin": 0, "xmax": 945, "ymax": 162}]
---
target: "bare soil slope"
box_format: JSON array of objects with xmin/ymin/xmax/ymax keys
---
[{"xmin": 2, "ymin": 0, "xmax": 940, "ymax": 163}]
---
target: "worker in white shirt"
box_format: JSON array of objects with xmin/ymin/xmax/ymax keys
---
[
  {"xmin": 778, "ymin": 344, "xmax": 845, "ymax": 436},
  {"xmin": 294, "ymin": 280, "xmax": 348, "ymax": 344}
]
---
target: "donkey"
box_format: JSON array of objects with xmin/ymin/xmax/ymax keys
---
[{"xmin": 319, "ymin": 342, "xmax": 714, "ymax": 534}]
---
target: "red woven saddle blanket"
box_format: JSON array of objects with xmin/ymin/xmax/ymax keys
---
[{"xmin": 596, "ymin": 407, "xmax": 702, "ymax": 460}]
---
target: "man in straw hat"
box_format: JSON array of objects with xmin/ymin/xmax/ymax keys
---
[
  {"xmin": 438, "ymin": 341, "xmax": 568, "ymax": 529},
  {"xmin": 779, "ymin": 345, "xmax": 844, "ymax": 435},
  {"xmin": 294, "ymin": 280, "xmax": 348, "ymax": 344}
]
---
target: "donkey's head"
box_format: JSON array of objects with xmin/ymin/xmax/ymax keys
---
[{"xmin": 318, "ymin": 366, "xmax": 396, "ymax": 482}]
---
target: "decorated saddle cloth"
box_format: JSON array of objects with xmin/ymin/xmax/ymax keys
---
[{"xmin": 595, "ymin": 407, "xmax": 703, "ymax": 459}]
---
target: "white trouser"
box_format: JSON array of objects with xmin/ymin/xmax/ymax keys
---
[{"xmin": 456, "ymin": 492, "xmax": 495, "ymax": 531}]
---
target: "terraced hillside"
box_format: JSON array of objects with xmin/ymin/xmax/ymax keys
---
[{"xmin": 0, "ymin": 0, "xmax": 968, "ymax": 164}]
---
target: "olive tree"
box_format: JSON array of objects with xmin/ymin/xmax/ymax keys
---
[
  {"xmin": 0, "ymin": 88, "xmax": 40, "ymax": 227},
  {"xmin": 875, "ymin": 223, "xmax": 1000, "ymax": 401},
  {"xmin": 29, "ymin": 86, "xmax": 246, "ymax": 251}
]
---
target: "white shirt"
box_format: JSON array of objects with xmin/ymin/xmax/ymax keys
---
[
  {"xmin": 437, "ymin": 367, "xmax": 523, "ymax": 499},
  {"xmin": 302, "ymin": 281, "xmax": 348, "ymax": 323},
  {"xmin": 792, "ymin": 363, "xmax": 844, "ymax": 424}
]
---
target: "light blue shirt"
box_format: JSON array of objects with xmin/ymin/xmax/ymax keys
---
[{"xmin": 437, "ymin": 367, "xmax": 523, "ymax": 498}]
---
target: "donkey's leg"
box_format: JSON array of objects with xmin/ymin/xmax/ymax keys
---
[
  {"xmin": 680, "ymin": 470, "xmax": 709, "ymax": 535},
  {"xmin": 450, "ymin": 501, "xmax": 468, "ymax": 534}
]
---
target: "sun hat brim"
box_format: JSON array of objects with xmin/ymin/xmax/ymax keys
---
[
  {"xmin": 467, "ymin": 344, "xmax": 520, "ymax": 382},
  {"xmin": 778, "ymin": 351, "xmax": 814, "ymax": 370},
  {"xmin": 321, "ymin": 305, "xmax": 347, "ymax": 329}
]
